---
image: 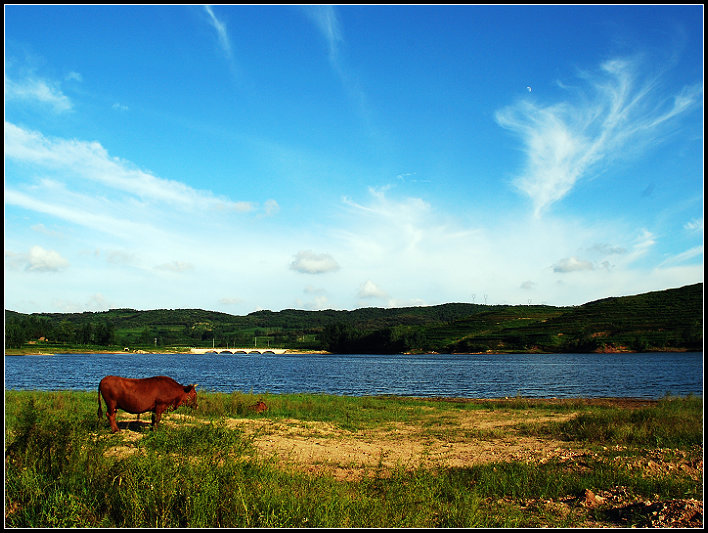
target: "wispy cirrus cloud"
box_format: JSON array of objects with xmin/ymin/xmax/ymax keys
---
[
  {"xmin": 203, "ymin": 5, "xmax": 232, "ymax": 59},
  {"xmin": 303, "ymin": 5, "xmax": 343, "ymax": 65},
  {"xmin": 4, "ymin": 121, "xmax": 264, "ymax": 280},
  {"xmin": 684, "ymin": 218, "xmax": 703, "ymax": 233},
  {"xmin": 4, "ymin": 184, "xmax": 155, "ymax": 241},
  {"xmin": 4, "ymin": 122, "xmax": 253, "ymax": 213},
  {"xmin": 495, "ymin": 57, "xmax": 702, "ymax": 217},
  {"xmin": 302, "ymin": 6, "xmax": 375, "ymax": 135}
]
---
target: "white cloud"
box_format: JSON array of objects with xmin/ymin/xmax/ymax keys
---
[
  {"xmin": 624, "ymin": 229, "xmax": 656, "ymax": 264},
  {"xmin": 204, "ymin": 5, "xmax": 232, "ymax": 58},
  {"xmin": 290, "ymin": 250, "xmax": 340, "ymax": 274},
  {"xmin": 296, "ymin": 286, "xmax": 331, "ymax": 310},
  {"xmin": 26, "ymin": 245, "xmax": 70, "ymax": 272},
  {"xmin": 588, "ymin": 243, "xmax": 627, "ymax": 256},
  {"xmin": 30, "ymin": 223, "xmax": 63, "ymax": 239},
  {"xmin": 65, "ymin": 71, "xmax": 83, "ymax": 82},
  {"xmin": 4, "ymin": 122, "xmax": 276, "ymax": 306},
  {"xmin": 303, "ymin": 5, "xmax": 343, "ymax": 64},
  {"xmin": 5, "ymin": 75, "xmax": 72, "ymax": 112},
  {"xmin": 684, "ymin": 218, "xmax": 703, "ymax": 233},
  {"xmin": 4, "ymin": 184, "xmax": 161, "ymax": 241},
  {"xmin": 358, "ymin": 280, "xmax": 387, "ymax": 300},
  {"xmin": 495, "ymin": 57, "xmax": 701, "ymax": 217},
  {"xmin": 659, "ymin": 245, "xmax": 703, "ymax": 267},
  {"xmin": 155, "ymin": 261, "xmax": 194, "ymax": 273},
  {"xmin": 552, "ymin": 256, "xmax": 594, "ymax": 273},
  {"xmin": 303, "ymin": 6, "xmax": 375, "ymax": 135},
  {"xmin": 104, "ymin": 249, "xmax": 137, "ymax": 266},
  {"xmin": 341, "ymin": 186, "xmax": 437, "ymax": 257},
  {"xmin": 4, "ymin": 122, "xmax": 253, "ymax": 213},
  {"xmin": 264, "ymin": 198, "xmax": 280, "ymax": 216},
  {"xmin": 329, "ymin": 187, "xmax": 674, "ymax": 307}
]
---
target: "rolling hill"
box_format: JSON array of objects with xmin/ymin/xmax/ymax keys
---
[{"xmin": 5, "ymin": 283, "xmax": 703, "ymax": 354}]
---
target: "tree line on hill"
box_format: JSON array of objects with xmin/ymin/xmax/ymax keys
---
[{"xmin": 4, "ymin": 283, "xmax": 703, "ymax": 354}]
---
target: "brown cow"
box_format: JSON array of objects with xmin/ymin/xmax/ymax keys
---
[{"xmin": 98, "ymin": 375, "xmax": 198, "ymax": 433}]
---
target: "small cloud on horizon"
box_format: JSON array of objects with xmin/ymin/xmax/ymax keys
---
[
  {"xmin": 552, "ymin": 256, "xmax": 594, "ymax": 273},
  {"xmin": 358, "ymin": 280, "xmax": 388, "ymax": 300},
  {"xmin": 289, "ymin": 250, "xmax": 340, "ymax": 274},
  {"xmin": 5, "ymin": 245, "xmax": 70, "ymax": 273},
  {"xmin": 155, "ymin": 260, "xmax": 194, "ymax": 273}
]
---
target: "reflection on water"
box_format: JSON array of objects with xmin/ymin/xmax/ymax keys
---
[{"xmin": 4, "ymin": 352, "xmax": 703, "ymax": 399}]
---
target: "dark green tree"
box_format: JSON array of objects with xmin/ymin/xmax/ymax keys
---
[{"xmin": 5, "ymin": 322, "xmax": 25, "ymax": 349}]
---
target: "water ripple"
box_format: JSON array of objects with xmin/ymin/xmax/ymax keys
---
[{"xmin": 4, "ymin": 352, "xmax": 703, "ymax": 399}]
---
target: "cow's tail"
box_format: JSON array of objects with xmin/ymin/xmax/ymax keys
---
[{"xmin": 97, "ymin": 382, "xmax": 103, "ymax": 421}]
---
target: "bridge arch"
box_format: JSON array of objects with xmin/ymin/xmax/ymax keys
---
[{"xmin": 189, "ymin": 347, "xmax": 287, "ymax": 355}]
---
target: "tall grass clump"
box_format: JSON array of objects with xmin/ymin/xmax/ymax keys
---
[
  {"xmin": 550, "ymin": 395, "xmax": 702, "ymax": 448},
  {"xmin": 138, "ymin": 419, "xmax": 251, "ymax": 458},
  {"xmin": 5, "ymin": 394, "xmax": 110, "ymax": 527}
]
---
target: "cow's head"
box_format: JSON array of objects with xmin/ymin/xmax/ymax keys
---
[{"xmin": 182, "ymin": 384, "xmax": 198, "ymax": 409}]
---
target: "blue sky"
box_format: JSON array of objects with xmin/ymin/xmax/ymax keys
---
[{"xmin": 4, "ymin": 5, "xmax": 704, "ymax": 315}]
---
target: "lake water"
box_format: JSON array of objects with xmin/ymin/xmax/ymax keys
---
[{"xmin": 4, "ymin": 352, "xmax": 703, "ymax": 399}]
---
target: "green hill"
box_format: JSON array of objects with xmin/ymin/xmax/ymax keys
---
[
  {"xmin": 4, "ymin": 283, "xmax": 703, "ymax": 354},
  {"xmin": 440, "ymin": 284, "xmax": 703, "ymax": 353}
]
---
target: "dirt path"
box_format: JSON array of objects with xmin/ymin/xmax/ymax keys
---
[{"xmin": 223, "ymin": 408, "xmax": 580, "ymax": 480}]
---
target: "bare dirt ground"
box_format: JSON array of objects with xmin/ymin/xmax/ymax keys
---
[
  {"xmin": 110, "ymin": 400, "xmax": 703, "ymax": 528},
  {"xmin": 224, "ymin": 409, "xmax": 577, "ymax": 480}
]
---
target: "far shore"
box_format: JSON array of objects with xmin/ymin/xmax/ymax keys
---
[
  {"xmin": 4, "ymin": 348, "xmax": 333, "ymax": 356},
  {"xmin": 4, "ymin": 346, "xmax": 698, "ymax": 357}
]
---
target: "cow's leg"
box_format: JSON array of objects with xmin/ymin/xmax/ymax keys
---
[
  {"xmin": 106, "ymin": 405, "xmax": 121, "ymax": 433},
  {"xmin": 151, "ymin": 406, "xmax": 166, "ymax": 429}
]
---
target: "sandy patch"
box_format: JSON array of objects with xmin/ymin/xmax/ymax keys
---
[{"xmin": 223, "ymin": 409, "xmax": 579, "ymax": 480}]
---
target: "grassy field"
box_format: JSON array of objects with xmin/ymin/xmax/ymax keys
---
[{"xmin": 4, "ymin": 390, "xmax": 703, "ymax": 527}]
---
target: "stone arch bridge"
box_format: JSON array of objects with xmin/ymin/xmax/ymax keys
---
[{"xmin": 189, "ymin": 347, "xmax": 287, "ymax": 355}]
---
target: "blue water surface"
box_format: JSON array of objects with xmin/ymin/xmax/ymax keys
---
[{"xmin": 4, "ymin": 351, "xmax": 703, "ymax": 399}]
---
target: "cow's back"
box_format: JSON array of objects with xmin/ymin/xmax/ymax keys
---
[{"xmin": 99, "ymin": 375, "xmax": 183, "ymax": 413}]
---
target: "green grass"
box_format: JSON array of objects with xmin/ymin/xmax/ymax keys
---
[
  {"xmin": 5, "ymin": 390, "xmax": 703, "ymax": 527},
  {"xmin": 519, "ymin": 395, "xmax": 703, "ymax": 448},
  {"xmin": 196, "ymin": 391, "xmax": 450, "ymax": 431}
]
